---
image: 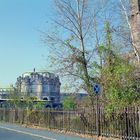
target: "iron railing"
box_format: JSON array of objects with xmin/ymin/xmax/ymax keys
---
[{"xmin": 0, "ymin": 107, "xmax": 139, "ymax": 139}]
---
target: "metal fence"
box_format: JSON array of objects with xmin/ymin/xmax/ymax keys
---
[{"xmin": 0, "ymin": 107, "xmax": 140, "ymax": 139}]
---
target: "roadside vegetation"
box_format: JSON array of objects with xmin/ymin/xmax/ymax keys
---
[{"xmin": 43, "ymin": 0, "xmax": 140, "ymax": 111}]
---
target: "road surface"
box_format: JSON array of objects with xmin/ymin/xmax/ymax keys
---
[
  {"xmin": 0, "ymin": 128, "xmax": 44, "ymax": 140},
  {"xmin": 0, "ymin": 123, "xmax": 93, "ymax": 140}
]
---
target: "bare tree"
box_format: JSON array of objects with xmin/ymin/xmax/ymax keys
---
[
  {"xmin": 43, "ymin": 0, "xmax": 132, "ymax": 105},
  {"xmin": 44, "ymin": 0, "xmax": 100, "ymax": 98},
  {"xmin": 119, "ymin": 0, "xmax": 140, "ymax": 63}
]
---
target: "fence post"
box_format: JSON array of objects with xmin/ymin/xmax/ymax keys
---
[
  {"xmin": 3, "ymin": 108, "xmax": 6, "ymax": 122},
  {"xmin": 96, "ymin": 95, "xmax": 101, "ymax": 137},
  {"xmin": 137, "ymin": 107, "xmax": 140, "ymax": 138},
  {"xmin": 124, "ymin": 107, "xmax": 129, "ymax": 140}
]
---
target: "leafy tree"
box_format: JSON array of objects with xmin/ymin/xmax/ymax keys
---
[
  {"xmin": 98, "ymin": 21, "xmax": 139, "ymax": 112},
  {"xmin": 44, "ymin": 0, "xmax": 119, "ymax": 106},
  {"xmin": 63, "ymin": 96, "xmax": 75, "ymax": 110},
  {"xmin": 7, "ymin": 90, "xmax": 22, "ymax": 108},
  {"xmin": 43, "ymin": 0, "xmax": 139, "ymax": 110},
  {"xmin": 101, "ymin": 54, "xmax": 138, "ymax": 108}
]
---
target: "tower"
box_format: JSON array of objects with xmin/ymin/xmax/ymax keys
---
[{"xmin": 130, "ymin": 0, "xmax": 140, "ymax": 57}]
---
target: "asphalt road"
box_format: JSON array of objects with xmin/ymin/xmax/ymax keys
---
[
  {"xmin": 0, "ymin": 128, "xmax": 44, "ymax": 140},
  {"xmin": 0, "ymin": 123, "xmax": 93, "ymax": 140}
]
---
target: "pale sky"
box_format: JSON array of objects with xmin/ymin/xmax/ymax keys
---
[{"xmin": 0, "ymin": 0, "xmax": 53, "ymax": 87}]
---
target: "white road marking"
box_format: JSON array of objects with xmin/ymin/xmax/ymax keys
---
[{"xmin": 0, "ymin": 125, "xmax": 56, "ymax": 140}]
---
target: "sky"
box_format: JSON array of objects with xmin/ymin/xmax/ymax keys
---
[{"xmin": 0, "ymin": 0, "xmax": 53, "ymax": 87}]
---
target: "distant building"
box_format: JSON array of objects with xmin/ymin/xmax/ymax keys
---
[
  {"xmin": 15, "ymin": 69, "xmax": 61, "ymax": 103},
  {"xmin": 0, "ymin": 87, "xmax": 15, "ymax": 99}
]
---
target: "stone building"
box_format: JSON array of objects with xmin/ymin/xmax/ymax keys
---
[{"xmin": 15, "ymin": 69, "xmax": 61, "ymax": 103}]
